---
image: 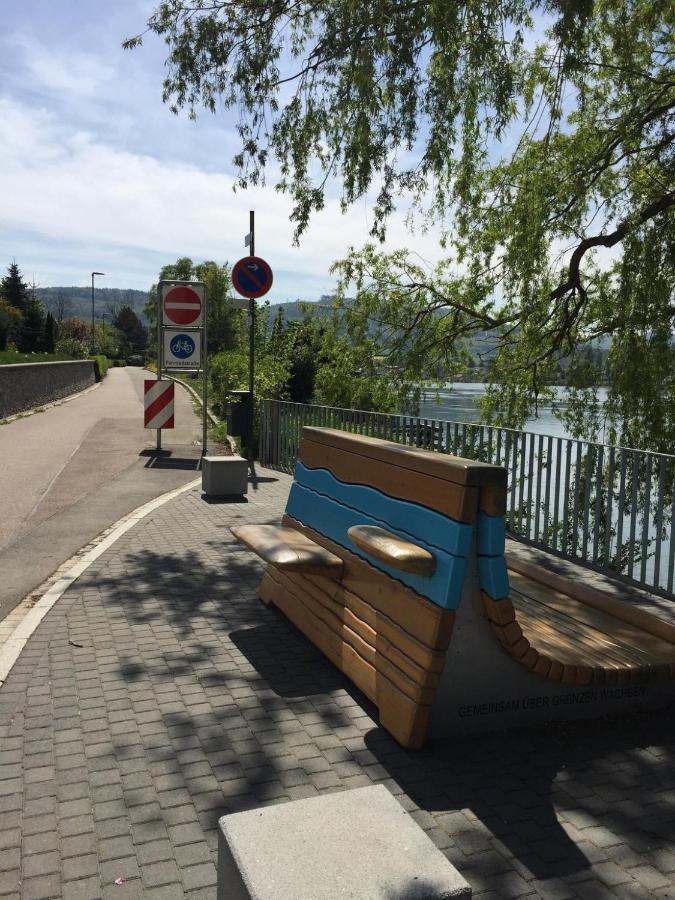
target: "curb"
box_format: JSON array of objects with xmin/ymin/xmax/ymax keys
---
[{"xmin": 0, "ymin": 476, "xmax": 201, "ymax": 686}]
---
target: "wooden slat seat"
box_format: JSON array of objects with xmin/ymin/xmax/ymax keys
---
[{"xmin": 486, "ymin": 568, "xmax": 675, "ymax": 685}]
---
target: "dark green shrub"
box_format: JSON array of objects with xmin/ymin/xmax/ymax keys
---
[{"xmin": 90, "ymin": 355, "xmax": 111, "ymax": 382}]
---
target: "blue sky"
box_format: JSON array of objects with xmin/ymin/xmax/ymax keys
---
[{"xmin": 0, "ymin": 0, "xmax": 446, "ymax": 300}]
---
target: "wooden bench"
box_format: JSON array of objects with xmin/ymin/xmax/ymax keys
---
[{"xmin": 234, "ymin": 426, "xmax": 675, "ymax": 746}]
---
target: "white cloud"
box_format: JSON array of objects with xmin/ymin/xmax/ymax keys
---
[
  {"xmin": 0, "ymin": 98, "xmax": 448, "ymax": 296},
  {"xmin": 3, "ymin": 33, "xmax": 116, "ymax": 99}
]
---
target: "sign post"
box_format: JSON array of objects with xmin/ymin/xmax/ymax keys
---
[
  {"xmin": 232, "ymin": 211, "xmax": 274, "ymax": 460},
  {"xmin": 156, "ymin": 280, "xmax": 208, "ymax": 456}
]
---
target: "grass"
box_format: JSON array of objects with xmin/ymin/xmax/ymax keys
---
[
  {"xmin": 0, "ymin": 350, "xmax": 75, "ymax": 365},
  {"xmin": 169, "ymin": 370, "xmax": 205, "ymax": 396}
]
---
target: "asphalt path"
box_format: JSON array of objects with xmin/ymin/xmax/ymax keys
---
[{"xmin": 0, "ymin": 367, "xmax": 205, "ymax": 621}]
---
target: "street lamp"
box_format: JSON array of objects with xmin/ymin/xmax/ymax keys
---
[{"xmin": 91, "ymin": 271, "xmax": 105, "ymax": 353}]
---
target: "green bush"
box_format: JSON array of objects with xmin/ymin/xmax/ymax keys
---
[
  {"xmin": 55, "ymin": 337, "xmax": 89, "ymax": 359},
  {"xmin": 112, "ymin": 359, "xmax": 127, "ymax": 367},
  {"xmin": 90, "ymin": 355, "xmax": 111, "ymax": 382},
  {"xmin": 209, "ymin": 350, "xmax": 289, "ymax": 417}
]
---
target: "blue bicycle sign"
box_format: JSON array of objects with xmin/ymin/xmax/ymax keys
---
[
  {"xmin": 163, "ymin": 329, "xmax": 201, "ymax": 370},
  {"xmin": 170, "ymin": 334, "xmax": 195, "ymax": 358}
]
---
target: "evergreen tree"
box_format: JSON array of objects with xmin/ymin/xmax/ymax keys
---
[
  {"xmin": 112, "ymin": 305, "xmax": 148, "ymax": 353},
  {"xmin": 18, "ymin": 285, "xmax": 46, "ymax": 352},
  {"xmin": 0, "ymin": 300, "xmax": 22, "ymax": 351},
  {"xmin": 1, "ymin": 262, "xmax": 28, "ymax": 315},
  {"xmin": 44, "ymin": 312, "xmax": 56, "ymax": 353}
]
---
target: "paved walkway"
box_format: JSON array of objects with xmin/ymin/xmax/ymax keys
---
[
  {"xmin": 0, "ymin": 468, "xmax": 674, "ymax": 899},
  {"xmin": 0, "ymin": 367, "xmax": 205, "ymax": 621}
]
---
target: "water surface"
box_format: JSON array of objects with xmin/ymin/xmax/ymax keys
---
[{"xmin": 418, "ymin": 383, "xmax": 610, "ymax": 442}]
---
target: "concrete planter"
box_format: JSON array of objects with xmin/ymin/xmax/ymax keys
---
[{"xmin": 202, "ymin": 456, "xmax": 249, "ymax": 497}]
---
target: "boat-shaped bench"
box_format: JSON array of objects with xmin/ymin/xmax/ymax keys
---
[{"xmin": 234, "ymin": 426, "xmax": 675, "ymax": 747}]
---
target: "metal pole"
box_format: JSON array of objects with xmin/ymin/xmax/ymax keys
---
[
  {"xmin": 202, "ymin": 286, "xmax": 208, "ymax": 456},
  {"xmin": 91, "ymin": 273, "xmax": 95, "ymax": 352},
  {"xmin": 248, "ymin": 210, "xmax": 255, "ymax": 461},
  {"xmin": 156, "ymin": 281, "xmax": 162, "ymax": 451},
  {"xmin": 91, "ymin": 272, "xmax": 104, "ymax": 354}
]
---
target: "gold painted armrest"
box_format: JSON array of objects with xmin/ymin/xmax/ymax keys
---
[
  {"xmin": 231, "ymin": 524, "xmax": 344, "ymax": 578},
  {"xmin": 347, "ymin": 525, "xmax": 436, "ymax": 576}
]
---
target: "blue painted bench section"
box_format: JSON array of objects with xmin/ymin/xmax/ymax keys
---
[
  {"xmin": 288, "ymin": 463, "xmax": 471, "ymax": 609},
  {"xmin": 476, "ymin": 511, "xmax": 510, "ymax": 601}
]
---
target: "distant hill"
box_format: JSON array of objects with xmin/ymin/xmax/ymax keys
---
[
  {"xmin": 36, "ymin": 287, "xmax": 149, "ymax": 323},
  {"xmin": 270, "ymin": 296, "xmax": 336, "ymax": 323}
]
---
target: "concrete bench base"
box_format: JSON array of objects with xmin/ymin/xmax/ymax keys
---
[
  {"xmin": 217, "ymin": 785, "xmax": 471, "ymax": 900},
  {"xmin": 202, "ymin": 455, "xmax": 248, "ymax": 497}
]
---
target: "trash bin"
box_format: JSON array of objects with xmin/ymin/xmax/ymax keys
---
[{"xmin": 226, "ymin": 390, "xmax": 252, "ymax": 439}]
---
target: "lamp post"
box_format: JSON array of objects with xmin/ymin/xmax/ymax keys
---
[{"xmin": 91, "ymin": 272, "xmax": 105, "ymax": 352}]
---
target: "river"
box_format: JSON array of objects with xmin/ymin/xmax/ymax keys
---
[{"xmin": 417, "ymin": 383, "xmax": 610, "ymax": 442}]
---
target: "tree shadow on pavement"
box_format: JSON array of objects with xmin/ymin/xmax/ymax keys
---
[
  {"xmin": 362, "ymin": 707, "xmax": 675, "ymax": 891},
  {"xmin": 88, "ymin": 544, "xmax": 674, "ymax": 896}
]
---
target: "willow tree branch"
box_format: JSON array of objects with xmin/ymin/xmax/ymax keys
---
[{"xmin": 549, "ymin": 190, "xmax": 675, "ymax": 304}]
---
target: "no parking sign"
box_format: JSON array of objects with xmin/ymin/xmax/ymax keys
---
[{"xmin": 231, "ymin": 256, "xmax": 273, "ymax": 298}]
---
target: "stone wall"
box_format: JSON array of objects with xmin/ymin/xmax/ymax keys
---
[{"xmin": 0, "ymin": 361, "xmax": 96, "ymax": 419}]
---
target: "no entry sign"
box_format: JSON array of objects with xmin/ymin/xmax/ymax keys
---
[
  {"xmin": 144, "ymin": 380, "xmax": 174, "ymax": 429},
  {"xmin": 162, "ymin": 283, "xmax": 205, "ymax": 327},
  {"xmin": 231, "ymin": 256, "xmax": 273, "ymax": 299}
]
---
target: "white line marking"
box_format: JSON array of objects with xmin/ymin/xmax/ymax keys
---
[{"xmin": 0, "ymin": 477, "xmax": 201, "ymax": 685}]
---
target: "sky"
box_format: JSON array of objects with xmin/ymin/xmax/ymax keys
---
[{"xmin": 0, "ymin": 0, "xmax": 447, "ymax": 301}]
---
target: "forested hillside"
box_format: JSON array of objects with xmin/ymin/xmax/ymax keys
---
[{"xmin": 36, "ymin": 287, "xmax": 149, "ymax": 323}]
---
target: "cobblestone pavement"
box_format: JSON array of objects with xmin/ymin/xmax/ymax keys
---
[{"xmin": 0, "ymin": 466, "xmax": 674, "ymax": 899}]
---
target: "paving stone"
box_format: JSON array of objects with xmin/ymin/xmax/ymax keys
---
[
  {"xmin": 98, "ymin": 835, "xmax": 135, "ymax": 862},
  {"xmin": 23, "ymin": 850, "xmax": 60, "ymax": 878},
  {"xmin": 630, "ymin": 864, "xmax": 672, "ymax": 890},
  {"xmin": 60, "ymin": 876, "xmax": 101, "ymax": 900},
  {"xmin": 62, "ymin": 853, "xmax": 98, "ymax": 882},
  {"xmin": 21, "ymin": 873, "xmax": 61, "ymax": 899},
  {"xmin": 99, "ymin": 856, "xmax": 140, "ymax": 884},
  {"xmin": 181, "ymin": 860, "xmax": 217, "ymax": 891},
  {"xmin": 144, "ymin": 884, "xmax": 186, "ymax": 899},
  {"xmin": 140, "ymin": 859, "xmax": 181, "ymax": 889},
  {"xmin": 136, "ymin": 840, "xmax": 174, "ymax": 866},
  {"xmin": 2, "ymin": 472, "xmax": 675, "ymax": 900}
]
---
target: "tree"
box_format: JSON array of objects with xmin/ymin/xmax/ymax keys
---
[
  {"xmin": 53, "ymin": 291, "xmax": 73, "ymax": 323},
  {"xmin": 131, "ymin": 1, "xmax": 675, "ymax": 450},
  {"xmin": 1, "ymin": 262, "xmax": 28, "ymax": 315},
  {"xmin": 43, "ymin": 312, "xmax": 56, "ymax": 353},
  {"xmin": 112, "ymin": 305, "xmax": 148, "ymax": 354},
  {"xmin": 0, "ymin": 300, "xmax": 21, "ymax": 351},
  {"xmin": 18, "ymin": 282, "xmax": 46, "ymax": 352},
  {"xmin": 145, "ymin": 258, "xmax": 246, "ymax": 358},
  {"xmin": 55, "ymin": 317, "xmax": 91, "ymax": 359}
]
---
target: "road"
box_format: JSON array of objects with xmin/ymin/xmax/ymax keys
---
[{"xmin": 0, "ymin": 367, "xmax": 205, "ymax": 620}]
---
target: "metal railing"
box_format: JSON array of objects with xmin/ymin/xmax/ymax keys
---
[{"xmin": 259, "ymin": 399, "xmax": 675, "ymax": 598}]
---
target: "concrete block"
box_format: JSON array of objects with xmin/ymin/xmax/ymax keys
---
[
  {"xmin": 217, "ymin": 784, "xmax": 471, "ymax": 899},
  {"xmin": 202, "ymin": 456, "xmax": 248, "ymax": 497}
]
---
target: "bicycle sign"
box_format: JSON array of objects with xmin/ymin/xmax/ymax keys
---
[
  {"xmin": 163, "ymin": 329, "xmax": 201, "ymax": 370},
  {"xmin": 171, "ymin": 334, "xmax": 195, "ymax": 358}
]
